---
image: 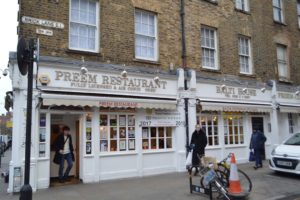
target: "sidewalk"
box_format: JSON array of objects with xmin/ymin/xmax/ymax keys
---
[
  {"xmin": 0, "ymin": 149, "xmax": 11, "ymax": 195},
  {"xmin": 1, "ymin": 160, "xmax": 300, "ymax": 200}
]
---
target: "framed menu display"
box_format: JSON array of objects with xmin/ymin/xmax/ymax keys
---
[
  {"xmin": 128, "ymin": 115, "xmax": 135, "ymax": 126},
  {"xmin": 128, "ymin": 139, "xmax": 135, "ymax": 150},
  {"xmin": 119, "ymin": 115, "xmax": 126, "ymax": 126},
  {"xmin": 86, "ymin": 141, "xmax": 92, "ymax": 154},
  {"xmin": 119, "ymin": 140, "xmax": 126, "ymax": 151}
]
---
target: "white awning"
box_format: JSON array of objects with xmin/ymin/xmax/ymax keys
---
[
  {"xmin": 41, "ymin": 94, "xmax": 177, "ymax": 110},
  {"xmin": 200, "ymin": 102, "xmax": 272, "ymax": 113},
  {"xmin": 279, "ymin": 104, "xmax": 300, "ymax": 113}
]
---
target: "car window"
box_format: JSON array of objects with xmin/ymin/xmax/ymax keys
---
[{"xmin": 284, "ymin": 133, "xmax": 300, "ymax": 145}]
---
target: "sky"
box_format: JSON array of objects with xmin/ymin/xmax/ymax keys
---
[{"xmin": 0, "ymin": 1, "xmax": 18, "ymax": 114}]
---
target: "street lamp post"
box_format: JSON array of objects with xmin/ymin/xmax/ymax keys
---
[{"xmin": 19, "ymin": 38, "xmax": 36, "ymax": 200}]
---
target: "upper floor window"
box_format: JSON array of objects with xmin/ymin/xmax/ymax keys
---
[
  {"xmin": 239, "ymin": 36, "xmax": 252, "ymax": 74},
  {"xmin": 135, "ymin": 9, "xmax": 158, "ymax": 61},
  {"xmin": 235, "ymin": 0, "xmax": 249, "ymax": 12},
  {"xmin": 69, "ymin": 0, "xmax": 99, "ymax": 52},
  {"xmin": 201, "ymin": 26, "xmax": 219, "ymax": 70},
  {"xmin": 297, "ymin": 1, "xmax": 300, "ymax": 27},
  {"xmin": 273, "ymin": 0, "xmax": 284, "ymax": 23},
  {"xmin": 276, "ymin": 44, "xmax": 288, "ymax": 79}
]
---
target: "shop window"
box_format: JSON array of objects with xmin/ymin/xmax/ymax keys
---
[
  {"xmin": 288, "ymin": 113, "xmax": 296, "ymax": 134},
  {"xmin": 142, "ymin": 127, "xmax": 173, "ymax": 150},
  {"xmin": 85, "ymin": 113, "xmax": 92, "ymax": 154},
  {"xmin": 69, "ymin": 0, "xmax": 99, "ymax": 52},
  {"xmin": 100, "ymin": 114, "xmax": 136, "ymax": 152},
  {"xmin": 224, "ymin": 115, "xmax": 244, "ymax": 145},
  {"xmin": 39, "ymin": 113, "xmax": 46, "ymax": 157},
  {"xmin": 200, "ymin": 115, "xmax": 219, "ymax": 146}
]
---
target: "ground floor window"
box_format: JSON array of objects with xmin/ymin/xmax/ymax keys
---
[
  {"xmin": 199, "ymin": 115, "xmax": 219, "ymax": 146},
  {"xmin": 142, "ymin": 127, "xmax": 173, "ymax": 150},
  {"xmin": 224, "ymin": 114, "xmax": 244, "ymax": 145},
  {"xmin": 288, "ymin": 113, "xmax": 296, "ymax": 134},
  {"xmin": 100, "ymin": 114, "xmax": 136, "ymax": 152},
  {"xmin": 39, "ymin": 113, "xmax": 47, "ymax": 157}
]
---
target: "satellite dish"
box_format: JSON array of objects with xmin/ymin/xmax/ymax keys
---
[{"xmin": 17, "ymin": 37, "xmax": 29, "ymax": 75}]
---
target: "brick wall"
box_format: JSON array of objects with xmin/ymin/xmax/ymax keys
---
[{"xmin": 18, "ymin": 0, "xmax": 300, "ymax": 84}]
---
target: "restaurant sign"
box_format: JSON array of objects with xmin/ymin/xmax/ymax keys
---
[
  {"xmin": 216, "ymin": 86, "xmax": 257, "ymax": 99},
  {"xmin": 139, "ymin": 110, "xmax": 184, "ymax": 127}
]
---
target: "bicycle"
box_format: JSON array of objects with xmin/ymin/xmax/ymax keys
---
[{"xmin": 200, "ymin": 153, "xmax": 252, "ymax": 193}]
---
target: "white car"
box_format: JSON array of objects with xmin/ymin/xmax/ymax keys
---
[{"xmin": 269, "ymin": 132, "xmax": 300, "ymax": 174}]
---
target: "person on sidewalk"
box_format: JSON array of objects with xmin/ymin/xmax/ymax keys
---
[
  {"xmin": 54, "ymin": 126, "xmax": 75, "ymax": 183},
  {"xmin": 190, "ymin": 124, "xmax": 207, "ymax": 175},
  {"xmin": 250, "ymin": 128, "xmax": 267, "ymax": 170}
]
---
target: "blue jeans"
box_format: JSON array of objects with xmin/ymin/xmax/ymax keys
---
[
  {"xmin": 59, "ymin": 153, "xmax": 73, "ymax": 180},
  {"xmin": 254, "ymin": 148, "xmax": 262, "ymax": 167}
]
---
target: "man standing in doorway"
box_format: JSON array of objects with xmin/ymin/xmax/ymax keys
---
[
  {"xmin": 54, "ymin": 126, "xmax": 74, "ymax": 183},
  {"xmin": 250, "ymin": 127, "xmax": 267, "ymax": 170},
  {"xmin": 190, "ymin": 124, "xmax": 207, "ymax": 175}
]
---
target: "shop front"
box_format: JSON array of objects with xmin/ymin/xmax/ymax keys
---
[
  {"xmin": 196, "ymin": 81, "xmax": 273, "ymax": 163},
  {"xmin": 8, "ymin": 58, "xmax": 189, "ymax": 191}
]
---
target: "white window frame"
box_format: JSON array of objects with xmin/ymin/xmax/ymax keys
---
[
  {"xmin": 69, "ymin": 0, "xmax": 100, "ymax": 53},
  {"xmin": 201, "ymin": 26, "xmax": 219, "ymax": 70},
  {"xmin": 239, "ymin": 36, "xmax": 253, "ymax": 74},
  {"xmin": 235, "ymin": 0, "xmax": 250, "ymax": 12},
  {"xmin": 199, "ymin": 114, "xmax": 220, "ymax": 147},
  {"xmin": 134, "ymin": 9, "xmax": 158, "ymax": 61},
  {"xmin": 224, "ymin": 115, "xmax": 244, "ymax": 145},
  {"xmin": 276, "ymin": 44, "xmax": 289, "ymax": 79},
  {"xmin": 142, "ymin": 127, "xmax": 173, "ymax": 151},
  {"xmin": 273, "ymin": 0, "xmax": 284, "ymax": 23},
  {"xmin": 297, "ymin": 0, "xmax": 300, "ymax": 27}
]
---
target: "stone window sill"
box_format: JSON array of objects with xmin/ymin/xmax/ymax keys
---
[
  {"xmin": 201, "ymin": 67, "xmax": 222, "ymax": 74},
  {"xmin": 234, "ymin": 8, "xmax": 251, "ymax": 15},
  {"xmin": 273, "ymin": 20, "xmax": 287, "ymax": 26},
  {"xmin": 133, "ymin": 58, "xmax": 161, "ymax": 65},
  {"xmin": 66, "ymin": 49, "xmax": 101, "ymax": 56},
  {"xmin": 239, "ymin": 73, "xmax": 256, "ymax": 78},
  {"xmin": 201, "ymin": 0, "xmax": 218, "ymax": 6}
]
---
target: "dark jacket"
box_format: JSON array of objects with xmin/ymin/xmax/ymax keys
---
[
  {"xmin": 54, "ymin": 133, "xmax": 74, "ymax": 153},
  {"xmin": 250, "ymin": 131, "xmax": 266, "ymax": 150},
  {"xmin": 190, "ymin": 129, "xmax": 207, "ymax": 166}
]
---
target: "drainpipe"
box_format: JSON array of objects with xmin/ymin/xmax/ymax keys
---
[{"xmin": 180, "ymin": 0, "xmax": 189, "ymax": 156}]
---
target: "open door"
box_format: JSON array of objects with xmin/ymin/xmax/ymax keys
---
[{"xmin": 251, "ymin": 117, "xmax": 265, "ymax": 160}]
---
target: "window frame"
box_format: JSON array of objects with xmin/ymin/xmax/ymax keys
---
[
  {"xmin": 142, "ymin": 127, "xmax": 173, "ymax": 151},
  {"xmin": 235, "ymin": 0, "xmax": 250, "ymax": 12},
  {"xmin": 134, "ymin": 9, "xmax": 158, "ymax": 62},
  {"xmin": 69, "ymin": 0, "xmax": 100, "ymax": 53},
  {"xmin": 297, "ymin": 0, "xmax": 300, "ymax": 28},
  {"xmin": 201, "ymin": 26, "xmax": 219, "ymax": 70},
  {"xmin": 199, "ymin": 114, "xmax": 220, "ymax": 147},
  {"xmin": 238, "ymin": 36, "xmax": 253, "ymax": 75},
  {"xmin": 276, "ymin": 44, "xmax": 289, "ymax": 80},
  {"xmin": 273, "ymin": 0, "xmax": 285, "ymax": 23},
  {"xmin": 223, "ymin": 114, "xmax": 245, "ymax": 146}
]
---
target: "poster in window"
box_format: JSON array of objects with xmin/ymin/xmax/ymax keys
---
[
  {"xmin": 119, "ymin": 115, "xmax": 126, "ymax": 126},
  {"xmin": 39, "ymin": 128, "xmax": 46, "ymax": 142},
  {"xmin": 86, "ymin": 142, "xmax": 92, "ymax": 154},
  {"xmin": 119, "ymin": 140, "xmax": 126, "ymax": 151},
  {"xmin": 100, "ymin": 127, "xmax": 108, "ymax": 139},
  {"xmin": 86, "ymin": 132, "xmax": 91, "ymax": 141},
  {"xmin": 39, "ymin": 143, "xmax": 46, "ymax": 157},
  {"xmin": 128, "ymin": 115, "xmax": 135, "ymax": 126},
  {"xmin": 128, "ymin": 127, "xmax": 135, "ymax": 138},
  {"xmin": 110, "ymin": 115, "xmax": 117, "ymax": 126},
  {"xmin": 40, "ymin": 115, "xmax": 46, "ymax": 127},
  {"xmin": 100, "ymin": 140, "xmax": 108, "ymax": 152},
  {"xmin": 142, "ymin": 128, "xmax": 148, "ymax": 138},
  {"xmin": 100, "ymin": 115, "xmax": 108, "ymax": 126},
  {"xmin": 129, "ymin": 139, "xmax": 135, "ymax": 150}
]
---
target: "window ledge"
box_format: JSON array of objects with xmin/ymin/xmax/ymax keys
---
[
  {"xmin": 239, "ymin": 73, "xmax": 256, "ymax": 78},
  {"xmin": 278, "ymin": 78, "xmax": 293, "ymax": 84},
  {"xmin": 84, "ymin": 154, "xmax": 94, "ymax": 158},
  {"xmin": 201, "ymin": 67, "xmax": 222, "ymax": 74},
  {"xmin": 201, "ymin": 0, "xmax": 218, "ymax": 5},
  {"xmin": 142, "ymin": 149, "xmax": 175, "ymax": 154},
  {"xmin": 206, "ymin": 146, "xmax": 222, "ymax": 150},
  {"xmin": 234, "ymin": 8, "xmax": 251, "ymax": 15},
  {"xmin": 133, "ymin": 58, "xmax": 161, "ymax": 65},
  {"xmin": 273, "ymin": 20, "xmax": 287, "ymax": 26},
  {"xmin": 225, "ymin": 145, "xmax": 248, "ymax": 148},
  {"xmin": 99, "ymin": 151, "xmax": 138, "ymax": 157},
  {"xmin": 66, "ymin": 49, "xmax": 101, "ymax": 56},
  {"xmin": 37, "ymin": 157, "xmax": 49, "ymax": 161}
]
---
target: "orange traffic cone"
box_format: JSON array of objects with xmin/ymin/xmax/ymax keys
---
[{"xmin": 228, "ymin": 153, "xmax": 243, "ymax": 195}]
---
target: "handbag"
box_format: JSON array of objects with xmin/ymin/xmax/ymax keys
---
[
  {"xmin": 249, "ymin": 150, "xmax": 255, "ymax": 162},
  {"xmin": 71, "ymin": 152, "xmax": 75, "ymax": 162},
  {"xmin": 185, "ymin": 150, "xmax": 193, "ymax": 166},
  {"xmin": 53, "ymin": 151, "xmax": 61, "ymax": 165}
]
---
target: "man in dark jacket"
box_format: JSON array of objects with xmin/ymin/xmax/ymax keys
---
[
  {"xmin": 54, "ymin": 126, "xmax": 74, "ymax": 183},
  {"xmin": 250, "ymin": 128, "xmax": 266, "ymax": 169},
  {"xmin": 190, "ymin": 124, "xmax": 207, "ymax": 175}
]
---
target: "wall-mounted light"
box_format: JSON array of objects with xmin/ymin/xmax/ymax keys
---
[
  {"xmin": 295, "ymin": 91, "xmax": 300, "ymax": 96},
  {"xmin": 261, "ymin": 87, "xmax": 266, "ymax": 93},
  {"xmin": 80, "ymin": 57, "xmax": 88, "ymax": 74},
  {"xmin": 154, "ymin": 76, "xmax": 160, "ymax": 83},
  {"xmin": 242, "ymin": 88, "xmax": 248, "ymax": 93},
  {"xmin": 121, "ymin": 70, "xmax": 127, "ymax": 78},
  {"xmin": 221, "ymin": 84, "xmax": 226, "ymax": 90}
]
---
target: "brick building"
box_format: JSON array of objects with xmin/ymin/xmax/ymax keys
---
[{"xmin": 7, "ymin": 0, "xmax": 300, "ymax": 192}]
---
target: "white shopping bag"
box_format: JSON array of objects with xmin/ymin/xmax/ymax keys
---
[{"xmin": 185, "ymin": 150, "xmax": 193, "ymax": 166}]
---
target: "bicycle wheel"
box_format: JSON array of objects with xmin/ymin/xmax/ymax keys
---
[
  {"xmin": 237, "ymin": 169, "xmax": 252, "ymax": 193},
  {"xmin": 200, "ymin": 170, "xmax": 229, "ymax": 192}
]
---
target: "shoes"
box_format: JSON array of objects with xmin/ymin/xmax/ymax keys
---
[
  {"xmin": 58, "ymin": 179, "xmax": 64, "ymax": 183},
  {"xmin": 254, "ymin": 165, "xmax": 263, "ymax": 170}
]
